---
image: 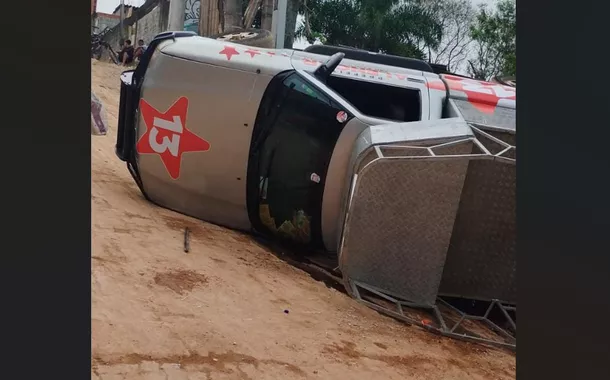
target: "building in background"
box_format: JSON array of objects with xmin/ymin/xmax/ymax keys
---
[
  {"xmin": 113, "ymin": 4, "xmax": 138, "ymax": 18},
  {"xmin": 97, "ymin": 0, "xmax": 164, "ymax": 50},
  {"xmin": 92, "ymin": 12, "xmax": 121, "ymax": 33},
  {"xmin": 93, "ymin": 3, "xmax": 143, "ymax": 36}
]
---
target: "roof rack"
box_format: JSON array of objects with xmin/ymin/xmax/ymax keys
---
[{"xmin": 304, "ymin": 45, "xmax": 434, "ymax": 73}]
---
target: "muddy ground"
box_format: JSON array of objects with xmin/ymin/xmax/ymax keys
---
[{"xmin": 91, "ymin": 60, "xmax": 515, "ymax": 380}]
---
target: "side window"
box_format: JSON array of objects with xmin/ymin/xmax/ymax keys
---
[
  {"xmin": 278, "ymin": 74, "xmax": 348, "ymax": 126},
  {"xmin": 324, "ymin": 75, "xmax": 422, "ymax": 122}
]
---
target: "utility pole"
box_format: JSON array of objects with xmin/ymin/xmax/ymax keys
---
[
  {"xmin": 119, "ymin": 0, "xmax": 125, "ymax": 39},
  {"xmin": 271, "ymin": 0, "xmax": 287, "ymax": 49},
  {"xmin": 168, "ymin": 0, "xmax": 187, "ymax": 31}
]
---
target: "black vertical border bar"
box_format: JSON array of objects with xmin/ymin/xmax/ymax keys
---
[
  {"xmin": 519, "ymin": 0, "xmax": 610, "ymax": 379},
  {"xmin": 1, "ymin": 0, "xmax": 91, "ymax": 378},
  {"xmin": 0, "ymin": 0, "xmax": 609, "ymax": 379}
]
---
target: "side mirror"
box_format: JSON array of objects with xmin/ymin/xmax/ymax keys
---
[{"xmin": 313, "ymin": 52, "xmax": 345, "ymax": 84}]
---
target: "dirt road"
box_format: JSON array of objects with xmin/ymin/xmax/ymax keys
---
[{"xmin": 91, "ymin": 60, "xmax": 515, "ymax": 380}]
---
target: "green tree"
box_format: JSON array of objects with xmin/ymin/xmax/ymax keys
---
[
  {"xmin": 298, "ymin": 0, "xmax": 442, "ymax": 59},
  {"xmin": 468, "ymin": 0, "xmax": 516, "ymax": 80}
]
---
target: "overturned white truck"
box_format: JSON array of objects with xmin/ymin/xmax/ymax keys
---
[{"xmin": 116, "ymin": 32, "xmax": 516, "ymax": 348}]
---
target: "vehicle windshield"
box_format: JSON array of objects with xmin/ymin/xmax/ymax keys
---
[{"xmin": 252, "ymin": 73, "xmax": 348, "ymax": 248}]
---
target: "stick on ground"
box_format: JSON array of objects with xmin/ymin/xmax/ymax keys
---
[{"xmin": 184, "ymin": 227, "xmax": 190, "ymax": 253}]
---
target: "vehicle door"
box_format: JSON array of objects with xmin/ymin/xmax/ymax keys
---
[{"xmin": 248, "ymin": 71, "xmax": 353, "ymax": 248}]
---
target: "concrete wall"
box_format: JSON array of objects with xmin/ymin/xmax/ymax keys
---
[
  {"xmin": 103, "ymin": 1, "xmax": 168, "ymax": 51},
  {"xmin": 134, "ymin": 5, "xmax": 164, "ymax": 44},
  {"xmin": 103, "ymin": 23, "xmax": 125, "ymax": 51},
  {"xmin": 94, "ymin": 15, "xmax": 120, "ymax": 34}
]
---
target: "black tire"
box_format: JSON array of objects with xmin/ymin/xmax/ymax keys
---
[{"xmin": 210, "ymin": 27, "xmax": 274, "ymax": 49}]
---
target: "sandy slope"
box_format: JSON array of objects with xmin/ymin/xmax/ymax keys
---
[{"xmin": 91, "ymin": 60, "xmax": 515, "ymax": 380}]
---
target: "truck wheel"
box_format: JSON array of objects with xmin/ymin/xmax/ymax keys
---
[{"xmin": 211, "ymin": 27, "xmax": 274, "ymax": 49}]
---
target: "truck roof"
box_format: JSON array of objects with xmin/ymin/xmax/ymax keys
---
[
  {"xmin": 303, "ymin": 44, "xmax": 435, "ymax": 73},
  {"xmin": 159, "ymin": 36, "xmax": 431, "ymax": 86},
  {"xmin": 158, "ymin": 36, "xmax": 515, "ymax": 127}
]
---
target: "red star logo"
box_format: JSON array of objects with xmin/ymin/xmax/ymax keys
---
[
  {"xmin": 219, "ymin": 45, "xmax": 239, "ymax": 60},
  {"xmin": 244, "ymin": 48, "xmax": 260, "ymax": 58},
  {"xmin": 136, "ymin": 97, "xmax": 211, "ymax": 180}
]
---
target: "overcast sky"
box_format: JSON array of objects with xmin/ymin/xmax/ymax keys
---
[{"xmin": 97, "ymin": 0, "xmax": 145, "ymax": 14}]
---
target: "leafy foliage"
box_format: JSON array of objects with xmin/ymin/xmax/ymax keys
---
[
  {"xmin": 233, "ymin": 0, "xmax": 515, "ymax": 78},
  {"xmin": 468, "ymin": 0, "xmax": 516, "ymax": 80},
  {"xmin": 298, "ymin": 0, "xmax": 442, "ymax": 59}
]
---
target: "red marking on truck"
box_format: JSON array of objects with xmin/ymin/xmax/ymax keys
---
[
  {"xmin": 436, "ymin": 75, "xmax": 516, "ymax": 114},
  {"xmin": 303, "ymin": 58, "xmax": 319, "ymax": 66},
  {"xmin": 136, "ymin": 97, "xmax": 211, "ymax": 180},
  {"xmin": 219, "ymin": 45, "xmax": 240, "ymax": 61},
  {"xmin": 244, "ymin": 48, "xmax": 260, "ymax": 58},
  {"xmin": 426, "ymin": 78, "xmax": 446, "ymax": 91},
  {"xmin": 267, "ymin": 52, "xmax": 276, "ymax": 56}
]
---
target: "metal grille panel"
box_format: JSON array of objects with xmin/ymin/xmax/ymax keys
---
[
  {"xmin": 340, "ymin": 142, "xmax": 472, "ymax": 305},
  {"xmin": 439, "ymin": 130, "xmax": 516, "ymax": 303}
]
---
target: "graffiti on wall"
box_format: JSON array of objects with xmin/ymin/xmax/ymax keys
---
[{"xmin": 184, "ymin": 0, "xmax": 200, "ymax": 32}]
